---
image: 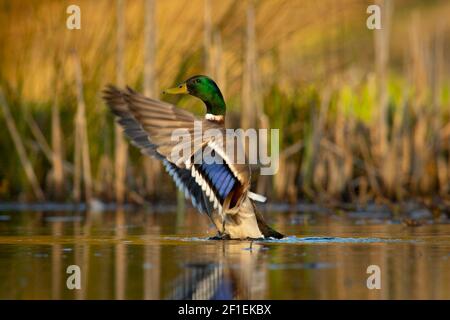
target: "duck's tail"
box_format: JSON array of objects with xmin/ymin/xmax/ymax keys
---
[{"xmin": 252, "ymin": 201, "xmax": 284, "ymax": 239}]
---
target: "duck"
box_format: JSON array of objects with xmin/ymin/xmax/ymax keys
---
[{"xmin": 103, "ymin": 75, "xmax": 283, "ymax": 240}]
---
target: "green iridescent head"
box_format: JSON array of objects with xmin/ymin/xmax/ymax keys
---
[{"xmin": 164, "ymin": 75, "xmax": 226, "ymax": 116}]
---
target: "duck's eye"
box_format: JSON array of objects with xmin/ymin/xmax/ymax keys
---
[
  {"xmin": 179, "ymin": 85, "xmax": 182, "ymax": 88},
  {"xmin": 196, "ymin": 79, "xmax": 200, "ymax": 83}
]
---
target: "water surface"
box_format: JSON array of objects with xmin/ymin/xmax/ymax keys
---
[{"xmin": 0, "ymin": 209, "xmax": 449, "ymax": 299}]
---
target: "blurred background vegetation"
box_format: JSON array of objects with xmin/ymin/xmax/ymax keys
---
[{"xmin": 0, "ymin": 0, "xmax": 449, "ymax": 208}]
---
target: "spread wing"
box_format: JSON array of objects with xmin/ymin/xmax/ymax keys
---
[
  {"xmin": 103, "ymin": 85, "xmax": 213, "ymax": 215},
  {"xmin": 102, "ymin": 85, "xmax": 251, "ymax": 217}
]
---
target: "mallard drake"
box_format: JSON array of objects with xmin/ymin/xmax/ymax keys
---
[{"xmin": 103, "ymin": 75, "xmax": 283, "ymax": 240}]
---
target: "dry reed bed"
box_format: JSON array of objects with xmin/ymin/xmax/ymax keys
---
[{"xmin": 0, "ymin": 0, "xmax": 449, "ymax": 208}]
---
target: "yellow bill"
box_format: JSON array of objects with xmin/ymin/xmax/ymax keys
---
[{"xmin": 163, "ymin": 82, "xmax": 188, "ymax": 94}]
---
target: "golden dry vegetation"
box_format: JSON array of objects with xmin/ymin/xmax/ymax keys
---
[{"xmin": 0, "ymin": 0, "xmax": 449, "ymax": 208}]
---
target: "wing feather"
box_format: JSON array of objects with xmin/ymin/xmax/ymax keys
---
[
  {"xmin": 103, "ymin": 85, "xmax": 213, "ymax": 216},
  {"xmin": 103, "ymin": 85, "xmax": 252, "ymax": 215}
]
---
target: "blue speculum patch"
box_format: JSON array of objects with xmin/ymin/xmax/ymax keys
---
[{"xmin": 199, "ymin": 162, "xmax": 236, "ymax": 201}]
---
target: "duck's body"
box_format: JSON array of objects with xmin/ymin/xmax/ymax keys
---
[{"xmin": 103, "ymin": 75, "xmax": 283, "ymax": 240}]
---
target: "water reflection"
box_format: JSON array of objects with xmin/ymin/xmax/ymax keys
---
[
  {"xmin": 168, "ymin": 242, "xmax": 267, "ymax": 300},
  {"xmin": 115, "ymin": 209, "xmax": 126, "ymax": 300},
  {"xmin": 144, "ymin": 213, "xmax": 160, "ymax": 300},
  {"xmin": 0, "ymin": 209, "xmax": 449, "ymax": 299}
]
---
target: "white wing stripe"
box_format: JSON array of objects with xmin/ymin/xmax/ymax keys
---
[{"xmin": 190, "ymin": 164, "xmax": 224, "ymax": 217}]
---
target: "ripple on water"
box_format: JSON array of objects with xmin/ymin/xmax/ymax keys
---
[
  {"xmin": 164, "ymin": 235, "xmax": 416, "ymax": 243},
  {"xmin": 268, "ymin": 262, "xmax": 335, "ymax": 270},
  {"xmin": 261, "ymin": 236, "xmax": 414, "ymax": 243},
  {"xmin": 44, "ymin": 216, "xmax": 83, "ymax": 223}
]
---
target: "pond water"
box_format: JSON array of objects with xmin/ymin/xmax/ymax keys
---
[{"xmin": 0, "ymin": 208, "xmax": 449, "ymax": 299}]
